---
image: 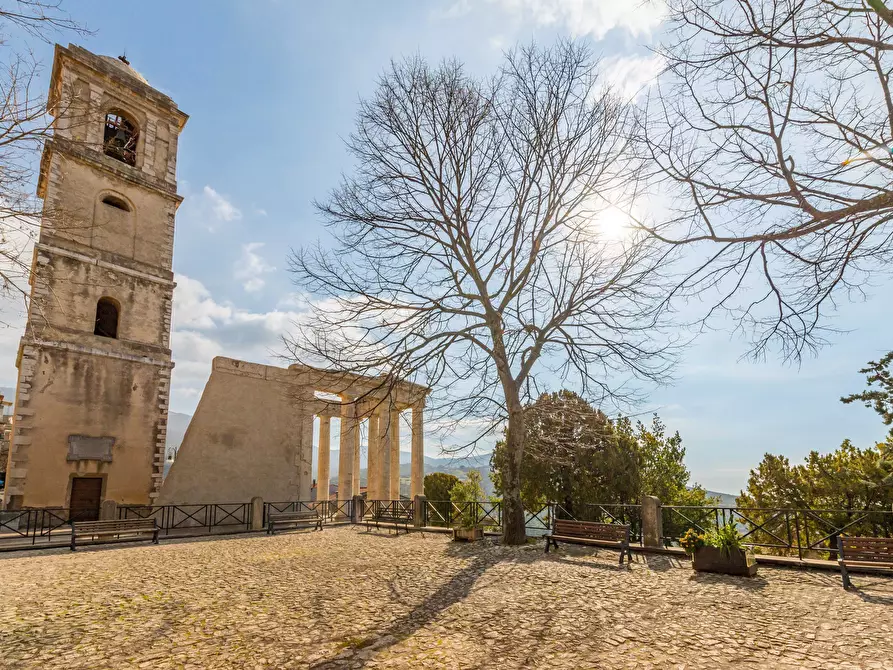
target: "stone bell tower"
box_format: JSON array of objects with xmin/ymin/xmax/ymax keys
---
[{"xmin": 2, "ymin": 45, "xmax": 188, "ymax": 517}]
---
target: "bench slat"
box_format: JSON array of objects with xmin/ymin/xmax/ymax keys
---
[
  {"xmin": 839, "ymin": 536, "xmax": 893, "ymax": 565},
  {"xmin": 268, "ymin": 512, "xmax": 319, "ymax": 521},
  {"xmin": 73, "ymin": 521, "xmax": 156, "ymax": 531},
  {"xmin": 71, "ymin": 519, "xmax": 158, "ymax": 551},
  {"xmin": 546, "ymin": 520, "xmax": 632, "ymax": 564},
  {"xmin": 553, "ymin": 519, "xmax": 627, "ymax": 541},
  {"xmin": 550, "ymin": 534, "xmax": 624, "ymax": 546}
]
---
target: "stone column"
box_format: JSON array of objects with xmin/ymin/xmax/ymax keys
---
[
  {"xmin": 337, "ymin": 396, "xmax": 356, "ymax": 501},
  {"xmin": 641, "ymin": 495, "xmax": 663, "ymax": 548},
  {"xmin": 317, "ymin": 416, "xmax": 331, "ymax": 502},
  {"xmin": 377, "ymin": 406, "xmax": 391, "ymax": 500},
  {"xmin": 410, "ymin": 403, "xmax": 425, "ymax": 498},
  {"xmin": 366, "ymin": 412, "xmax": 380, "ymax": 500},
  {"xmin": 352, "ymin": 417, "xmax": 361, "ymax": 497},
  {"xmin": 389, "ymin": 406, "xmax": 401, "ymax": 499}
]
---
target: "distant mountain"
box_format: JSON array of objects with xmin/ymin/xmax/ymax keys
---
[{"xmin": 705, "ymin": 490, "xmax": 738, "ymax": 507}]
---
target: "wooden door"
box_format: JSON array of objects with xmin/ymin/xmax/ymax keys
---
[{"xmin": 69, "ymin": 477, "xmax": 102, "ymax": 521}]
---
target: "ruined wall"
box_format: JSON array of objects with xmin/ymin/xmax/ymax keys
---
[{"xmin": 158, "ymin": 357, "xmax": 313, "ymax": 504}]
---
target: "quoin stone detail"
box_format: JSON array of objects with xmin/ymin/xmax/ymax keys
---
[{"xmin": 1, "ymin": 44, "xmax": 188, "ymax": 515}]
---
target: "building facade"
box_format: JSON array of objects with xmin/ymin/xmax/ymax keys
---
[{"xmin": 1, "ymin": 45, "xmax": 187, "ymax": 517}]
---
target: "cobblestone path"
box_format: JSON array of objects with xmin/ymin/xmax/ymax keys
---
[{"xmin": 1, "ymin": 526, "xmax": 892, "ymax": 669}]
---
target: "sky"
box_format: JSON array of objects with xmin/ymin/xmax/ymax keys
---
[{"xmin": 0, "ymin": 0, "xmax": 890, "ymax": 495}]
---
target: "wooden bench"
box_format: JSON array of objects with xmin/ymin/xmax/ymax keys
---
[
  {"xmin": 267, "ymin": 510, "xmax": 323, "ymax": 535},
  {"xmin": 70, "ymin": 519, "xmax": 159, "ymax": 551},
  {"xmin": 545, "ymin": 519, "xmax": 632, "ymax": 564},
  {"xmin": 837, "ymin": 535, "xmax": 893, "ymax": 588},
  {"xmin": 365, "ymin": 507, "xmax": 414, "ymax": 535}
]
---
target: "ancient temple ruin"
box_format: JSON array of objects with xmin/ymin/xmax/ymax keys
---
[{"xmin": 159, "ymin": 357, "xmax": 427, "ymax": 504}]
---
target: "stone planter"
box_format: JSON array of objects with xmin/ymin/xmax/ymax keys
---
[
  {"xmin": 452, "ymin": 527, "xmax": 484, "ymax": 542},
  {"xmin": 692, "ymin": 546, "xmax": 757, "ymax": 577}
]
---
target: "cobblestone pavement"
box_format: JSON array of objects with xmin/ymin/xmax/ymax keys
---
[{"xmin": 2, "ymin": 527, "xmax": 893, "ymax": 670}]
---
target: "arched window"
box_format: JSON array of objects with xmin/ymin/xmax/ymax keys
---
[
  {"xmin": 103, "ymin": 112, "xmax": 138, "ymax": 166},
  {"xmin": 94, "ymin": 298, "xmax": 119, "ymax": 339},
  {"xmin": 101, "ymin": 194, "xmax": 131, "ymax": 212}
]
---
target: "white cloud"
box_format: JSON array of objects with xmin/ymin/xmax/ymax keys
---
[
  {"xmin": 450, "ymin": 0, "xmax": 667, "ymax": 40},
  {"xmin": 489, "ymin": 35, "xmax": 507, "ymax": 51},
  {"xmin": 169, "ymin": 273, "xmax": 306, "ymax": 412},
  {"xmin": 600, "ymin": 54, "xmax": 665, "ymax": 100},
  {"xmin": 234, "ymin": 242, "xmax": 275, "ymax": 293},
  {"xmin": 203, "ymin": 186, "xmax": 242, "ymax": 223},
  {"xmin": 179, "ymin": 186, "xmax": 243, "ymax": 232},
  {"xmin": 172, "ymin": 275, "xmax": 234, "ymax": 329}
]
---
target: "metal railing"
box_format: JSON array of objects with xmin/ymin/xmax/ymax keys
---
[
  {"xmin": 5, "ymin": 497, "xmax": 890, "ymax": 562},
  {"xmin": 118, "ymin": 502, "xmax": 253, "ymax": 535},
  {"xmin": 264, "ymin": 499, "xmax": 354, "ymax": 524},
  {"xmin": 661, "ymin": 506, "xmax": 893, "ymax": 559},
  {"xmin": 422, "ymin": 500, "xmax": 553, "ymax": 535},
  {"xmin": 0, "ymin": 507, "xmax": 77, "ymax": 546},
  {"xmin": 365, "ymin": 499, "xmax": 413, "ymax": 519}
]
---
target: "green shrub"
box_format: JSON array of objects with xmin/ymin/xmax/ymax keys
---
[
  {"xmin": 704, "ymin": 522, "xmax": 744, "ymax": 555},
  {"xmin": 449, "ymin": 471, "xmax": 487, "ymax": 530}
]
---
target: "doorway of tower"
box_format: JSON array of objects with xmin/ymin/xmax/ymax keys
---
[{"xmin": 69, "ymin": 477, "xmax": 103, "ymax": 521}]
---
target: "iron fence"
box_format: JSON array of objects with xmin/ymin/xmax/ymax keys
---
[
  {"xmin": 661, "ymin": 506, "xmax": 893, "ymax": 559},
  {"xmin": 422, "ymin": 500, "xmax": 553, "ymax": 535},
  {"xmin": 365, "ymin": 499, "xmax": 413, "ymax": 519},
  {"xmin": 6, "ymin": 497, "xmax": 892, "ymax": 561},
  {"xmin": 118, "ymin": 502, "xmax": 253, "ymax": 535},
  {"xmin": 264, "ymin": 499, "xmax": 354, "ymax": 524},
  {"xmin": 0, "ymin": 507, "xmax": 76, "ymax": 546}
]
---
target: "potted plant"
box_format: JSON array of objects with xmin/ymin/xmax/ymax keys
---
[
  {"xmin": 449, "ymin": 471, "xmax": 486, "ymax": 542},
  {"xmin": 680, "ymin": 523, "xmax": 757, "ymax": 577}
]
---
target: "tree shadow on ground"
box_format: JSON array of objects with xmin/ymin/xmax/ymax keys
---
[
  {"xmin": 309, "ymin": 539, "xmax": 511, "ymax": 669},
  {"xmin": 847, "ymin": 577, "xmax": 893, "ymax": 606},
  {"xmin": 639, "ymin": 553, "xmax": 686, "ymax": 572},
  {"xmin": 537, "ymin": 553, "xmax": 631, "ymax": 573},
  {"xmin": 532, "ymin": 544, "xmax": 633, "ymax": 572},
  {"xmin": 688, "ymin": 571, "xmax": 769, "ymax": 590},
  {"xmin": 851, "ymin": 588, "xmax": 893, "ymax": 606}
]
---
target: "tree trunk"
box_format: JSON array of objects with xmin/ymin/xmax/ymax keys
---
[{"xmin": 502, "ymin": 404, "xmax": 527, "ymax": 545}]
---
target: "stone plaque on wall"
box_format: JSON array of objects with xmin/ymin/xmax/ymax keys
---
[{"xmin": 67, "ymin": 435, "xmax": 115, "ymax": 462}]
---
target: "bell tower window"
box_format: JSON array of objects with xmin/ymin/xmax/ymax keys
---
[
  {"xmin": 103, "ymin": 112, "xmax": 138, "ymax": 166},
  {"xmin": 101, "ymin": 194, "xmax": 131, "ymax": 212},
  {"xmin": 94, "ymin": 298, "xmax": 119, "ymax": 338}
]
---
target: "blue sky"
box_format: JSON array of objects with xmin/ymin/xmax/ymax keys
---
[{"xmin": 0, "ymin": 0, "xmax": 889, "ymax": 495}]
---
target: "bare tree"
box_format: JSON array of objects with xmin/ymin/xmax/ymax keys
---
[
  {"xmin": 287, "ymin": 42, "xmax": 678, "ymax": 545},
  {"xmin": 0, "ymin": 1, "xmax": 87, "ymax": 310},
  {"xmin": 639, "ymin": 0, "xmax": 893, "ymax": 359}
]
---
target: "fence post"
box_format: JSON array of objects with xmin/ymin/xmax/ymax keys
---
[
  {"xmin": 641, "ymin": 495, "xmax": 663, "ymax": 548},
  {"xmin": 250, "ymin": 496, "xmax": 264, "ymax": 531},
  {"xmin": 413, "ymin": 495, "xmax": 426, "ymax": 528},
  {"xmin": 100, "ymin": 499, "xmax": 117, "ymax": 521}
]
